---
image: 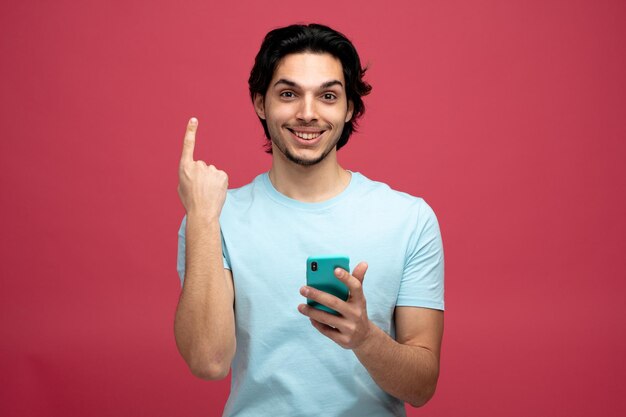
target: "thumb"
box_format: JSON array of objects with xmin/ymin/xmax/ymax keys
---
[{"xmin": 352, "ymin": 262, "xmax": 368, "ymax": 284}]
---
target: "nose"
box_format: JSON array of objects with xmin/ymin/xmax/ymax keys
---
[{"xmin": 296, "ymin": 95, "xmax": 318, "ymax": 123}]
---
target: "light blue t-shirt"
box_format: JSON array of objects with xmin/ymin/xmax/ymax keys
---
[{"xmin": 177, "ymin": 171, "xmax": 444, "ymax": 417}]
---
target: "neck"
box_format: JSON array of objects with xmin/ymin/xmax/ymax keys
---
[{"xmin": 268, "ymin": 148, "xmax": 351, "ymax": 203}]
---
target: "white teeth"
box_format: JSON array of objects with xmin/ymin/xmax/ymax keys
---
[{"xmin": 292, "ymin": 130, "xmax": 322, "ymax": 140}]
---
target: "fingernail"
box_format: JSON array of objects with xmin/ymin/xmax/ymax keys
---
[
  {"xmin": 301, "ymin": 286, "xmax": 309, "ymax": 296},
  {"xmin": 189, "ymin": 117, "xmax": 198, "ymax": 125},
  {"xmin": 335, "ymin": 268, "xmax": 343, "ymax": 277}
]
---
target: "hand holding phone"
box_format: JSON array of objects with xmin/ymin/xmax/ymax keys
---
[{"xmin": 306, "ymin": 255, "xmax": 350, "ymax": 315}]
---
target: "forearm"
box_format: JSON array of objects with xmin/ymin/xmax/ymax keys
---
[
  {"xmin": 174, "ymin": 214, "xmax": 235, "ymax": 379},
  {"xmin": 354, "ymin": 323, "xmax": 439, "ymax": 407}
]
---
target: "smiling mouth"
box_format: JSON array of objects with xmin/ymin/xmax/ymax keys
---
[{"xmin": 287, "ymin": 128, "xmax": 325, "ymax": 140}]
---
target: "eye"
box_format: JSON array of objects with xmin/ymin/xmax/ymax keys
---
[
  {"xmin": 280, "ymin": 91, "xmax": 296, "ymax": 99},
  {"xmin": 323, "ymin": 93, "xmax": 337, "ymax": 101}
]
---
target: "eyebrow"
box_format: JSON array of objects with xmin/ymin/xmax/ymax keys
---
[{"xmin": 273, "ymin": 78, "xmax": 344, "ymax": 90}]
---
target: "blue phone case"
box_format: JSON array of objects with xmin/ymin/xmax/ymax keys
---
[{"xmin": 306, "ymin": 255, "xmax": 350, "ymax": 315}]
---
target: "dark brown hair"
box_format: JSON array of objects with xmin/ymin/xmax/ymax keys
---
[{"xmin": 248, "ymin": 23, "xmax": 372, "ymax": 152}]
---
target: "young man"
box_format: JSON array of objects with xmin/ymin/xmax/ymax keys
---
[{"xmin": 175, "ymin": 24, "xmax": 444, "ymax": 416}]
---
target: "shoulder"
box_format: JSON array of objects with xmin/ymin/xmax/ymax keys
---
[
  {"xmin": 353, "ymin": 172, "xmax": 435, "ymax": 219},
  {"xmin": 224, "ymin": 174, "xmax": 265, "ymax": 205}
]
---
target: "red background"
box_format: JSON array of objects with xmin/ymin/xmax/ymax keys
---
[{"xmin": 1, "ymin": 0, "xmax": 625, "ymax": 416}]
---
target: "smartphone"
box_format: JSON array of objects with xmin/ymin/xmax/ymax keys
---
[{"xmin": 306, "ymin": 255, "xmax": 350, "ymax": 315}]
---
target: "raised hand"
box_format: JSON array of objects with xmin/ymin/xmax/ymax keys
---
[{"xmin": 177, "ymin": 118, "xmax": 228, "ymax": 221}]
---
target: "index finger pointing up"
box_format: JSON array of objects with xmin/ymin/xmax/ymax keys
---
[{"xmin": 180, "ymin": 117, "xmax": 198, "ymax": 164}]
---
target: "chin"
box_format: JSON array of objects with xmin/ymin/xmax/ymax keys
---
[
  {"xmin": 271, "ymin": 134, "xmax": 338, "ymax": 167},
  {"xmin": 285, "ymin": 150, "xmax": 326, "ymax": 166}
]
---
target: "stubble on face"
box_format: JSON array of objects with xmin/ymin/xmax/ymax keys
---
[
  {"xmin": 270, "ymin": 129, "xmax": 342, "ymax": 166},
  {"xmin": 258, "ymin": 52, "xmax": 352, "ymax": 168}
]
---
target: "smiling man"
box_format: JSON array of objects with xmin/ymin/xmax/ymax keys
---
[
  {"xmin": 258, "ymin": 54, "xmax": 351, "ymax": 167},
  {"xmin": 175, "ymin": 24, "xmax": 445, "ymax": 416}
]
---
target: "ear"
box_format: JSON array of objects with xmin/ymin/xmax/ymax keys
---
[
  {"xmin": 253, "ymin": 93, "xmax": 266, "ymax": 120},
  {"xmin": 345, "ymin": 99, "xmax": 354, "ymax": 123}
]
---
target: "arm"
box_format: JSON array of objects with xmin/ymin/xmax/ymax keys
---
[
  {"xmin": 353, "ymin": 306, "xmax": 443, "ymax": 407},
  {"xmin": 174, "ymin": 218, "xmax": 235, "ymax": 380},
  {"xmin": 173, "ymin": 118, "xmax": 235, "ymax": 380},
  {"xmin": 298, "ymin": 264, "xmax": 444, "ymax": 407}
]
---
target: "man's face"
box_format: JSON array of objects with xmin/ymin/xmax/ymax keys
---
[{"xmin": 254, "ymin": 52, "xmax": 354, "ymax": 166}]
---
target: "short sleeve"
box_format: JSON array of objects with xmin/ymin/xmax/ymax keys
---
[
  {"xmin": 176, "ymin": 216, "xmax": 187, "ymax": 287},
  {"xmin": 396, "ymin": 200, "xmax": 445, "ymax": 310},
  {"xmin": 176, "ymin": 215, "xmax": 231, "ymax": 288}
]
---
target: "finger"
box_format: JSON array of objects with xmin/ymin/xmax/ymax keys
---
[
  {"xmin": 309, "ymin": 318, "xmax": 344, "ymax": 345},
  {"xmin": 298, "ymin": 303, "xmax": 344, "ymax": 330},
  {"xmin": 334, "ymin": 262, "xmax": 368, "ymax": 299},
  {"xmin": 300, "ymin": 286, "xmax": 347, "ymax": 316},
  {"xmin": 180, "ymin": 117, "xmax": 198, "ymax": 165},
  {"xmin": 351, "ymin": 262, "xmax": 368, "ymax": 284}
]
